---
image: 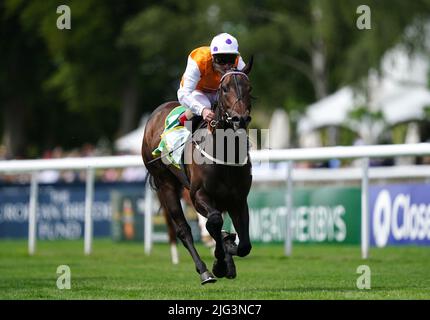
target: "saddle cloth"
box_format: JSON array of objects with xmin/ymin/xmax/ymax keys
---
[{"xmin": 152, "ymin": 106, "xmax": 191, "ymax": 168}]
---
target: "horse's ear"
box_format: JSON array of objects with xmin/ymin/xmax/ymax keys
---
[{"xmin": 242, "ymin": 55, "xmax": 254, "ymax": 75}]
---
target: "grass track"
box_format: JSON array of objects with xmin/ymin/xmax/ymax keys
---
[{"xmin": 0, "ymin": 240, "xmax": 429, "ymax": 299}]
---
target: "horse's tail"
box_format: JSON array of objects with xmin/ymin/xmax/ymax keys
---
[
  {"xmin": 144, "ymin": 172, "xmax": 159, "ymax": 192},
  {"xmin": 144, "ymin": 170, "xmax": 179, "ymax": 264}
]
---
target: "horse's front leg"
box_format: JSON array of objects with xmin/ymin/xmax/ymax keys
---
[
  {"xmin": 229, "ymin": 202, "xmax": 252, "ymax": 257},
  {"xmin": 193, "ymin": 189, "xmax": 227, "ymax": 278}
]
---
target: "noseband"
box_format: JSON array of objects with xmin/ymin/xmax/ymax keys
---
[{"xmin": 219, "ymin": 70, "xmax": 249, "ymax": 83}]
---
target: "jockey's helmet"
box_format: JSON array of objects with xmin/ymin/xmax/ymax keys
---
[
  {"xmin": 210, "ymin": 33, "xmax": 239, "ymax": 73},
  {"xmin": 210, "ymin": 33, "xmax": 239, "ymax": 56}
]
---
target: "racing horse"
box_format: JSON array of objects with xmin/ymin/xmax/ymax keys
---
[{"xmin": 141, "ymin": 58, "xmax": 253, "ymax": 284}]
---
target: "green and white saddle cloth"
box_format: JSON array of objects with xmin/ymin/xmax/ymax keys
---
[{"xmin": 152, "ymin": 106, "xmax": 191, "ymax": 168}]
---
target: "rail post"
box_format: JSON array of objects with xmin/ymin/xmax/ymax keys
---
[
  {"xmin": 84, "ymin": 167, "xmax": 95, "ymax": 255},
  {"xmin": 285, "ymin": 160, "xmax": 294, "ymax": 256},
  {"xmin": 28, "ymin": 171, "xmax": 39, "ymax": 255},
  {"xmin": 361, "ymin": 157, "xmax": 370, "ymax": 259}
]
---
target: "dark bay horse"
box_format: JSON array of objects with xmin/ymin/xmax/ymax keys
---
[{"xmin": 141, "ymin": 59, "xmax": 253, "ymax": 284}]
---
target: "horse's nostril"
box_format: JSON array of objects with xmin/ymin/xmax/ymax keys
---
[{"xmin": 246, "ymin": 116, "xmax": 252, "ymax": 123}]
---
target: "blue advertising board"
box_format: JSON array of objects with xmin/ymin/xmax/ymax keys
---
[
  {"xmin": 370, "ymin": 183, "xmax": 430, "ymax": 247},
  {"xmin": 0, "ymin": 182, "xmax": 145, "ymax": 240}
]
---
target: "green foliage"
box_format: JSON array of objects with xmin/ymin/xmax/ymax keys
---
[
  {"xmin": 338, "ymin": 126, "xmax": 357, "ymax": 146},
  {"xmin": 391, "ymin": 123, "xmax": 409, "ymax": 144},
  {"xmin": 345, "ymin": 105, "xmax": 388, "ymax": 144},
  {"xmin": 424, "ymin": 106, "xmax": 430, "ymax": 118},
  {"xmin": 348, "ymin": 105, "xmax": 384, "ymax": 122},
  {"xmin": 1, "ymin": 0, "xmax": 430, "ymax": 157}
]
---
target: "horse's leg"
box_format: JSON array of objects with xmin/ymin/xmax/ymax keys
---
[
  {"xmin": 157, "ymin": 184, "xmax": 216, "ymax": 284},
  {"xmin": 193, "ymin": 189, "xmax": 227, "ymax": 278},
  {"xmin": 163, "ymin": 208, "xmax": 179, "ymax": 264},
  {"xmin": 221, "ymin": 231, "xmax": 237, "ymax": 279},
  {"xmin": 228, "ymin": 202, "xmax": 252, "ymax": 257}
]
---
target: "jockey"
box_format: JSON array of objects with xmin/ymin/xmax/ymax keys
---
[
  {"xmin": 177, "ymin": 32, "xmax": 246, "ymax": 124},
  {"xmin": 152, "ymin": 32, "xmax": 246, "ymax": 157}
]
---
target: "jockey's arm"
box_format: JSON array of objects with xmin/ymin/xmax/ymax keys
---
[{"xmin": 177, "ymin": 57, "xmax": 206, "ymax": 116}]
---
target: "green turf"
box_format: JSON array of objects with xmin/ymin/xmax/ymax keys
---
[{"xmin": 0, "ymin": 239, "xmax": 429, "ymax": 299}]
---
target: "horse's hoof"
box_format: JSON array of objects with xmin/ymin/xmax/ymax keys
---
[
  {"xmin": 225, "ymin": 257, "xmax": 237, "ymax": 279},
  {"xmin": 212, "ymin": 260, "xmax": 227, "ymax": 278},
  {"xmin": 200, "ymin": 271, "xmax": 217, "ymax": 285},
  {"xmin": 226, "ymin": 264, "xmax": 236, "ymax": 279}
]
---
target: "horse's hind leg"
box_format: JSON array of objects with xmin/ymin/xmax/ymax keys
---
[
  {"xmin": 157, "ymin": 183, "xmax": 216, "ymax": 284},
  {"xmin": 164, "ymin": 209, "xmax": 179, "ymax": 264}
]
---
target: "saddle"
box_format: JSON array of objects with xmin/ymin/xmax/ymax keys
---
[
  {"xmin": 151, "ymin": 106, "xmax": 187, "ymax": 158},
  {"xmin": 152, "ymin": 107, "xmax": 207, "ymax": 156},
  {"xmin": 152, "ymin": 106, "xmax": 208, "ymax": 189}
]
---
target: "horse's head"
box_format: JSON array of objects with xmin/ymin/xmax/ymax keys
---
[{"xmin": 213, "ymin": 56, "xmax": 254, "ymax": 131}]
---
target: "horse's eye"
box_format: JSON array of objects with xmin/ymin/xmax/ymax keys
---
[{"xmin": 222, "ymin": 85, "xmax": 228, "ymax": 93}]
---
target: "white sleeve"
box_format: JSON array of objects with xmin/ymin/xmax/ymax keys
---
[
  {"xmin": 237, "ymin": 56, "xmax": 246, "ymax": 70},
  {"xmin": 177, "ymin": 57, "xmax": 206, "ymax": 116}
]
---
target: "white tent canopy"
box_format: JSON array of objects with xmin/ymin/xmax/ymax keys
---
[
  {"xmin": 115, "ymin": 126, "xmax": 145, "ymax": 154},
  {"xmin": 298, "ymin": 45, "xmax": 430, "ymax": 136},
  {"xmin": 297, "ymin": 87, "xmax": 359, "ymax": 134},
  {"xmin": 114, "ymin": 115, "xmax": 149, "ymax": 154},
  {"xmin": 378, "ymin": 85, "xmax": 430, "ymax": 124}
]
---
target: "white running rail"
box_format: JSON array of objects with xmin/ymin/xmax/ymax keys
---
[{"xmin": 0, "ymin": 143, "xmax": 429, "ymax": 258}]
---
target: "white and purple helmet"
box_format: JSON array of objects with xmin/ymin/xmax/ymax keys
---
[{"xmin": 210, "ymin": 33, "xmax": 240, "ymax": 55}]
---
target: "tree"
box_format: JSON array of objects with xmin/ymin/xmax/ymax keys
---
[
  {"xmin": 2, "ymin": 0, "xmax": 430, "ymax": 157},
  {"xmin": 0, "ymin": 1, "xmax": 55, "ymax": 158}
]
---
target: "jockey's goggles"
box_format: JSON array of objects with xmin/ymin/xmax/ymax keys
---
[{"xmin": 213, "ymin": 54, "xmax": 237, "ymax": 65}]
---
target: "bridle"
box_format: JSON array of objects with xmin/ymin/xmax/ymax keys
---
[
  {"xmin": 191, "ymin": 70, "xmax": 252, "ymax": 166},
  {"xmin": 210, "ymin": 70, "xmax": 251, "ymax": 129},
  {"xmin": 148, "ymin": 71, "xmax": 252, "ymax": 166}
]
